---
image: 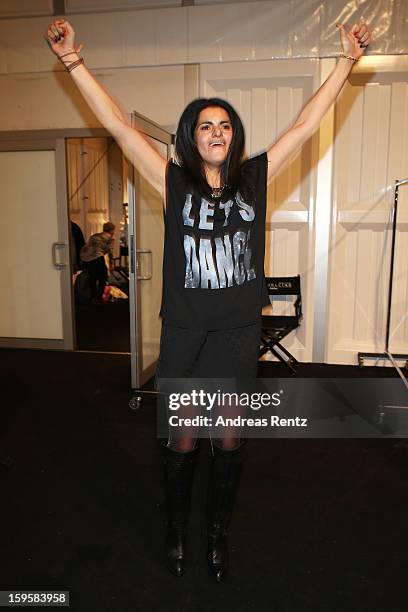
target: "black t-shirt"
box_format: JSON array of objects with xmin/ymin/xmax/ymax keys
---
[{"xmin": 160, "ymin": 152, "xmax": 268, "ymax": 330}]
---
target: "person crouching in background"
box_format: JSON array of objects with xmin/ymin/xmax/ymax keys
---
[{"xmin": 80, "ymin": 222, "xmax": 115, "ymax": 303}]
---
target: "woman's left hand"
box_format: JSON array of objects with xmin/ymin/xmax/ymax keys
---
[{"xmin": 337, "ymin": 19, "xmax": 373, "ymax": 60}]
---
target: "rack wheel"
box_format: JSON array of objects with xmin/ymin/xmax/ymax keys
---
[{"xmin": 129, "ymin": 396, "xmax": 142, "ymax": 410}]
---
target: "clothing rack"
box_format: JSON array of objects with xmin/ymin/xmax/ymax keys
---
[{"xmin": 358, "ymin": 178, "xmax": 408, "ymax": 389}]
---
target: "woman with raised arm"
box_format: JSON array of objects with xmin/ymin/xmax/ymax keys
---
[{"xmin": 45, "ymin": 18, "xmax": 372, "ymax": 582}]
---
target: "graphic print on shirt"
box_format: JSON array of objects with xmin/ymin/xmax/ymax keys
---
[{"xmin": 182, "ymin": 193, "xmax": 256, "ymax": 289}]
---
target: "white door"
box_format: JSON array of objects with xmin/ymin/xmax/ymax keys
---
[
  {"xmin": 327, "ymin": 56, "xmax": 408, "ymax": 365},
  {"xmin": 0, "ymin": 139, "xmax": 73, "ymax": 349},
  {"xmin": 128, "ymin": 113, "xmax": 173, "ymax": 389}
]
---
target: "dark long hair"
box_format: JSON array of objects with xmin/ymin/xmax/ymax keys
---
[{"xmin": 175, "ymin": 97, "xmax": 254, "ymax": 204}]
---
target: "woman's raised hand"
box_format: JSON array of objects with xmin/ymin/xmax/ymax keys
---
[
  {"xmin": 44, "ymin": 19, "xmax": 83, "ymax": 58},
  {"xmin": 337, "ymin": 19, "xmax": 373, "ymax": 60}
]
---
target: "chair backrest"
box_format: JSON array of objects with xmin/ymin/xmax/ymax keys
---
[
  {"xmin": 265, "ymin": 276, "xmax": 301, "ymax": 296},
  {"xmin": 263, "ymin": 275, "xmax": 302, "ymax": 319}
]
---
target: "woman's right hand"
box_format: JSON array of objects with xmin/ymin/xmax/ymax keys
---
[{"xmin": 44, "ymin": 19, "xmax": 83, "ymax": 59}]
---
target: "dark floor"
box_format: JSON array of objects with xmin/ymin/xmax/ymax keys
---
[
  {"xmin": 1, "ymin": 348, "xmax": 408, "ymax": 612},
  {"xmin": 75, "ymin": 299, "xmax": 130, "ymax": 352}
]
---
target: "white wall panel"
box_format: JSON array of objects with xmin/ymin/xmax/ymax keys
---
[
  {"xmin": 69, "ymin": 12, "xmax": 127, "ymax": 68},
  {"xmin": 327, "ymin": 57, "xmax": 408, "ymax": 364},
  {"xmin": 155, "ymin": 8, "xmax": 188, "ymax": 65},
  {"xmin": 195, "ymin": 0, "xmax": 273, "ymax": 3},
  {"xmin": 65, "ymin": 0, "xmax": 181, "ymax": 12},
  {"xmin": 0, "ymin": 0, "xmax": 53, "ymax": 19},
  {"xmin": 188, "ymin": 3, "xmax": 254, "ymax": 63},
  {"xmin": 71, "ymin": 8, "xmax": 188, "ymax": 68},
  {"xmin": 121, "ymin": 10, "xmax": 156, "ymax": 66},
  {"xmin": 0, "ymin": 8, "xmax": 190, "ymax": 76},
  {"xmin": 0, "ymin": 17, "xmax": 49, "ymax": 74},
  {"xmin": 328, "ymin": 224, "xmax": 391, "ymax": 354},
  {"xmin": 0, "ymin": 65, "xmax": 185, "ymax": 131},
  {"xmin": 0, "ymin": 3, "xmax": 293, "ymax": 75},
  {"xmin": 0, "ymin": 2, "xmax": 405, "ymax": 75}
]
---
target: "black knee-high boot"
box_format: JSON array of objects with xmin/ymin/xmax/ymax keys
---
[
  {"xmin": 163, "ymin": 445, "xmax": 199, "ymax": 577},
  {"xmin": 206, "ymin": 441, "xmax": 245, "ymax": 582}
]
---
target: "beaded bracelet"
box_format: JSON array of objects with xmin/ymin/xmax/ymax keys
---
[{"xmin": 339, "ymin": 53, "xmax": 358, "ymax": 62}]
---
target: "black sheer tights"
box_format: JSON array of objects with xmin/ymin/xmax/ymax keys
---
[
  {"xmin": 166, "ymin": 437, "xmax": 241, "ymax": 453},
  {"xmin": 166, "ymin": 401, "xmax": 244, "ymax": 453}
]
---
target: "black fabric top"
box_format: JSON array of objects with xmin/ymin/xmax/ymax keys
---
[{"xmin": 160, "ymin": 152, "xmax": 269, "ymax": 330}]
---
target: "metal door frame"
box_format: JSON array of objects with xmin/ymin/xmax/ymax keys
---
[{"xmin": 128, "ymin": 112, "xmax": 173, "ymax": 390}]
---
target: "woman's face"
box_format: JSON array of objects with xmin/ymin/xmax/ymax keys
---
[{"xmin": 194, "ymin": 106, "xmax": 233, "ymax": 169}]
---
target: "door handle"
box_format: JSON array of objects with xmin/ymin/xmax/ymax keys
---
[
  {"xmin": 52, "ymin": 242, "xmax": 68, "ymax": 269},
  {"xmin": 136, "ymin": 249, "xmax": 152, "ymax": 280}
]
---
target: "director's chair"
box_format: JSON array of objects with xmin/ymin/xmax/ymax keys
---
[{"xmin": 259, "ymin": 275, "xmax": 302, "ymax": 374}]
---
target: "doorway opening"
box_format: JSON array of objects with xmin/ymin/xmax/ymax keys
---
[{"xmin": 67, "ymin": 136, "xmax": 130, "ymax": 353}]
